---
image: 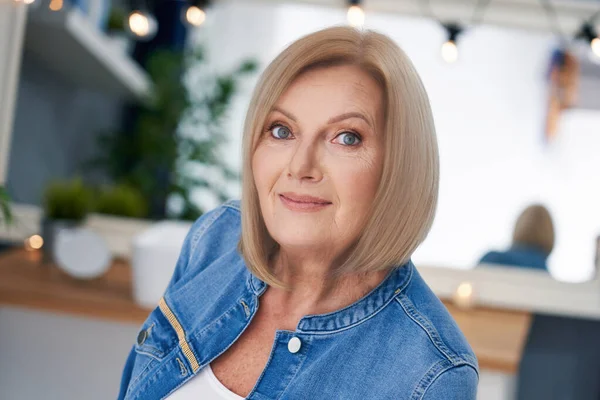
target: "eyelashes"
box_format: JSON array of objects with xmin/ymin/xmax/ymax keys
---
[
  {"xmin": 265, "ymin": 121, "xmax": 363, "ymax": 147},
  {"xmin": 335, "ymin": 132, "xmax": 361, "ymax": 146}
]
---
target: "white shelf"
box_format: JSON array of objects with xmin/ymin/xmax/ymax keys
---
[
  {"xmin": 418, "ymin": 263, "xmax": 600, "ymax": 320},
  {"xmin": 24, "ymin": 7, "xmax": 152, "ymax": 101}
]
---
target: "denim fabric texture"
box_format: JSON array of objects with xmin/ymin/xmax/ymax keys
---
[{"xmin": 118, "ymin": 200, "xmax": 478, "ymax": 400}]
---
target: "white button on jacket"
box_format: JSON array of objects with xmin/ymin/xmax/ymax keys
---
[{"xmin": 287, "ymin": 337, "xmax": 301, "ymax": 354}]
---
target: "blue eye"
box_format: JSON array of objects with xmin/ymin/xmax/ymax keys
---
[
  {"xmin": 335, "ymin": 132, "xmax": 361, "ymax": 146},
  {"xmin": 271, "ymin": 125, "xmax": 292, "ymax": 139}
]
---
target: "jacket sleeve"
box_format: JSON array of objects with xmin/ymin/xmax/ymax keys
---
[
  {"xmin": 116, "ymin": 204, "xmax": 231, "ymax": 399},
  {"xmin": 420, "ymin": 364, "xmax": 479, "ymax": 400},
  {"xmin": 116, "ymin": 345, "xmax": 137, "ymax": 400}
]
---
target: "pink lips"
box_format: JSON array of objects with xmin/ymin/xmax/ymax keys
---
[{"xmin": 279, "ymin": 192, "xmax": 332, "ymax": 212}]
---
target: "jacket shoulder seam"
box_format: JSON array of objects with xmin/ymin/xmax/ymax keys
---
[
  {"xmin": 394, "ymin": 295, "xmax": 468, "ymax": 366},
  {"xmin": 188, "ymin": 204, "xmax": 233, "ymax": 255},
  {"xmin": 411, "ymin": 362, "xmax": 478, "ymax": 400}
]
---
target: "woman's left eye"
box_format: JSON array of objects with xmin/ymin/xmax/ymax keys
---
[{"xmin": 333, "ymin": 132, "xmax": 362, "ymax": 146}]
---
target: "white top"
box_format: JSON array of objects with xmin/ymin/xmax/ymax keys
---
[{"xmin": 166, "ymin": 363, "xmax": 245, "ymax": 400}]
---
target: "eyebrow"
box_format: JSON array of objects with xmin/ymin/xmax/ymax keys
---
[{"xmin": 270, "ymin": 106, "xmax": 373, "ymax": 128}]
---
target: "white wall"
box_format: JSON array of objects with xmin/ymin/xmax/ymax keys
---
[
  {"xmin": 0, "ymin": 4, "xmax": 27, "ymax": 185},
  {"xmin": 196, "ymin": 1, "xmax": 600, "ymax": 283}
]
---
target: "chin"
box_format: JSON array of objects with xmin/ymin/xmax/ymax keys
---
[{"xmin": 270, "ymin": 227, "xmax": 327, "ymax": 251}]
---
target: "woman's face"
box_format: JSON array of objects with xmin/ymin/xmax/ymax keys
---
[{"xmin": 252, "ymin": 64, "xmax": 384, "ymax": 256}]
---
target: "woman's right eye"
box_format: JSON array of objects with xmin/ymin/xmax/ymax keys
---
[{"xmin": 270, "ymin": 124, "xmax": 292, "ymax": 139}]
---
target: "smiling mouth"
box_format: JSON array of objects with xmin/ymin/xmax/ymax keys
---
[
  {"xmin": 278, "ymin": 194, "xmax": 332, "ymax": 211},
  {"xmin": 280, "ymin": 195, "xmax": 330, "ymax": 204}
]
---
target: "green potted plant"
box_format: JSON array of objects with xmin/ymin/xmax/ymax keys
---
[
  {"xmin": 87, "ymin": 47, "xmax": 258, "ymax": 221},
  {"xmin": 94, "ymin": 184, "xmax": 149, "ymax": 219},
  {"xmin": 42, "ymin": 178, "xmax": 93, "ymax": 262},
  {"xmin": 0, "ymin": 185, "xmax": 12, "ymax": 227}
]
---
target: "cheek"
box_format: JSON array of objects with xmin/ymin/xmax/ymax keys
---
[
  {"xmin": 252, "ymin": 144, "xmax": 285, "ymax": 197},
  {"xmin": 329, "ymin": 155, "xmax": 381, "ymax": 240},
  {"xmin": 334, "ymin": 154, "xmax": 382, "ymax": 205}
]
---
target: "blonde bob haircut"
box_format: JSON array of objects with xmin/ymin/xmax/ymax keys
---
[
  {"xmin": 238, "ymin": 26, "xmax": 439, "ymax": 289},
  {"xmin": 512, "ymin": 204, "xmax": 555, "ymax": 255}
]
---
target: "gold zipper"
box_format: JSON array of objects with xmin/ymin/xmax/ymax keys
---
[{"xmin": 159, "ymin": 297, "xmax": 200, "ymax": 373}]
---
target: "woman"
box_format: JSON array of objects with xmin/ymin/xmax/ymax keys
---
[
  {"xmin": 118, "ymin": 26, "xmax": 478, "ymax": 400},
  {"xmin": 479, "ymin": 204, "xmax": 554, "ymax": 271}
]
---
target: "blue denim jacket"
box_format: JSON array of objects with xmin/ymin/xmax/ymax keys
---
[{"xmin": 118, "ymin": 200, "xmax": 478, "ymax": 399}]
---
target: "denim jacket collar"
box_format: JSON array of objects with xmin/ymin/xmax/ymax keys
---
[{"xmin": 245, "ymin": 259, "xmax": 414, "ymax": 334}]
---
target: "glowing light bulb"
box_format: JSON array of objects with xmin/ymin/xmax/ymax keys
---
[
  {"xmin": 347, "ymin": 5, "xmax": 364, "ymax": 28},
  {"xmin": 128, "ymin": 11, "xmax": 157, "ymax": 40},
  {"xmin": 185, "ymin": 6, "xmax": 206, "ymax": 27},
  {"xmin": 441, "ymin": 40, "xmax": 458, "ymax": 63},
  {"xmin": 29, "ymin": 234, "xmax": 44, "ymax": 250},
  {"xmin": 24, "ymin": 235, "xmax": 43, "ymax": 252},
  {"xmin": 48, "ymin": 0, "xmax": 62, "ymax": 11},
  {"xmin": 453, "ymin": 282, "xmax": 475, "ymax": 309},
  {"xmin": 129, "ymin": 11, "xmax": 149, "ymax": 37},
  {"xmin": 592, "ymin": 37, "xmax": 600, "ymax": 58}
]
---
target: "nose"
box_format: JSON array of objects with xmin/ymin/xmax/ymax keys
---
[{"xmin": 287, "ymin": 139, "xmax": 323, "ymax": 182}]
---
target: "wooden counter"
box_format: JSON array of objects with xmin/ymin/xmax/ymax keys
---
[
  {"xmin": 0, "ymin": 249, "xmax": 531, "ymax": 373},
  {"xmin": 0, "ymin": 249, "xmax": 150, "ymax": 324},
  {"xmin": 443, "ymin": 302, "xmax": 531, "ymax": 373}
]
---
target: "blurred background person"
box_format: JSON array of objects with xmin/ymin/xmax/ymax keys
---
[{"xmin": 478, "ymin": 204, "xmax": 555, "ymax": 271}]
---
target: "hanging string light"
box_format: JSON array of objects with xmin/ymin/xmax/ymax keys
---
[
  {"xmin": 441, "ymin": 23, "xmax": 462, "ymax": 63},
  {"xmin": 183, "ymin": 0, "xmax": 210, "ymax": 28},
  {"xmin": 347, "ymin": 0, "xmax": 365, "ymax": 28},
  {"xmin": 127, "ymin": 9, "xmax": 158, "ymax": 40},
  {"xmin": 541, "ymin": 0, "xmax": 600, "ymax": 59},
  {"xmin": 576, "ymin": 22, "xmax": 600, "ymax": 58},
  {"xmin": 48, "ymin": 0, "xmax": 63, "ymax": 11},
  {"xmin": 595, "ymin": 16, "xmax": 600, "ymax": 51},
  {"xmin": 418, "ymin": 0, "xmax": 490, "ymax": 64},
  {"xmin": 592, "ymin": 37, "xmax": 600, "ymax": 58},
  {"xmin": 124, "ymin": 0, "xmax": 158, "ymax": 40},
  {"xmin": 185, "ymin": 6, "xmax": 206, "ymax": 27}
]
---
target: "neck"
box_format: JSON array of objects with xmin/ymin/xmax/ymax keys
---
[{"xmin": 265, "ymin": 248, "xmax": 390, "ymax": 320}]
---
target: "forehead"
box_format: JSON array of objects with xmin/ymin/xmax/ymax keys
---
[{"xmin": 275, "ymin": 64, "xmax": 384, "ymax": 122}]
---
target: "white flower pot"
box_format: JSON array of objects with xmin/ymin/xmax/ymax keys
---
[{"xmin": 131, "ymin": 221, "xmax": 192, "ymax": 308}]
